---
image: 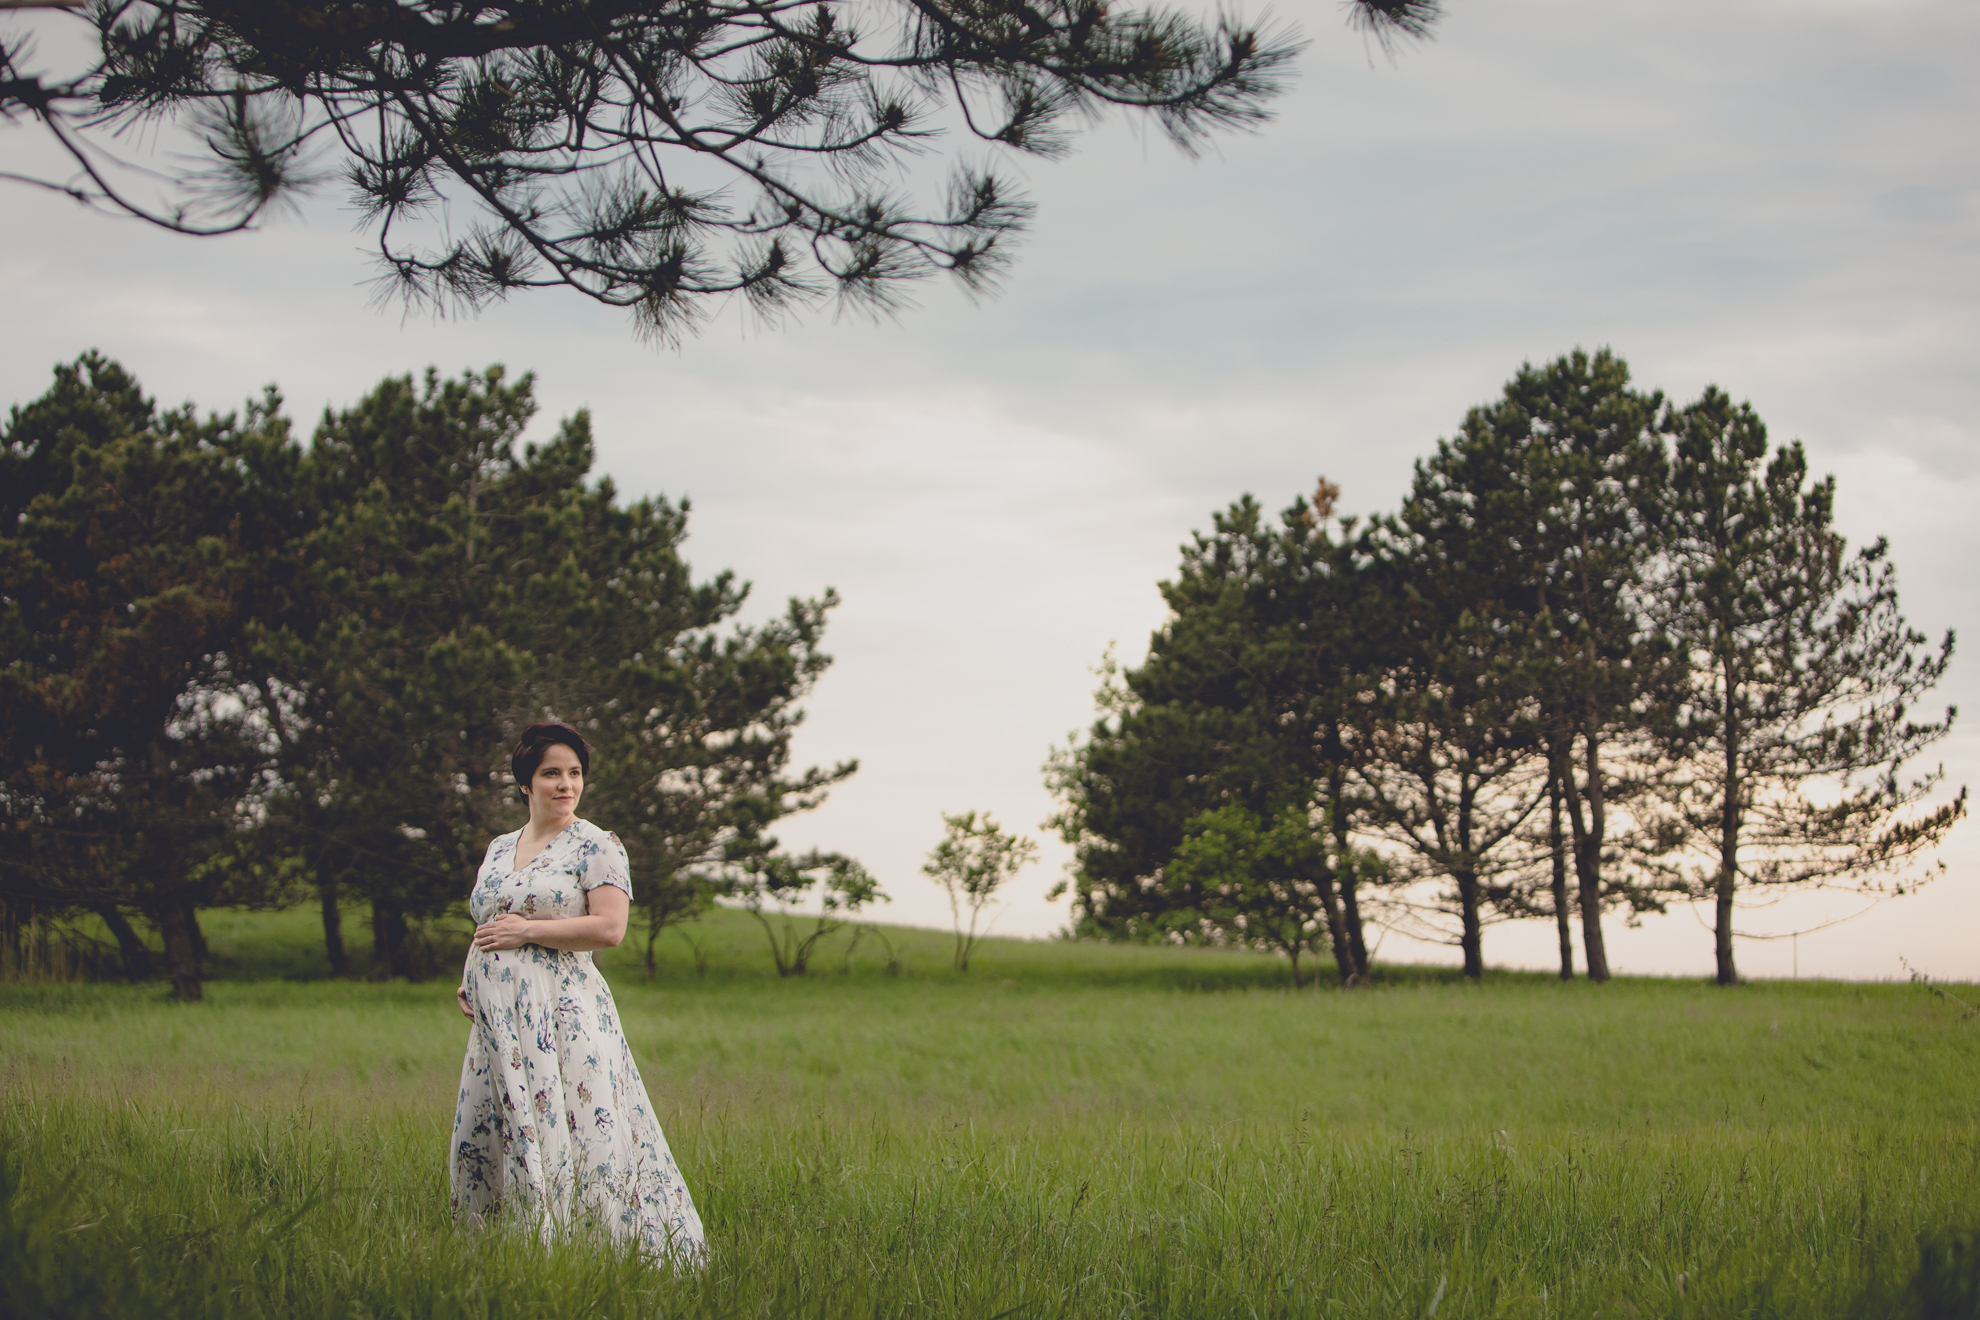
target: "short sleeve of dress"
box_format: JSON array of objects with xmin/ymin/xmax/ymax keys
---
[{"xmin": 579, "ymin": 826, "xmax": 634, "ymax": 902}]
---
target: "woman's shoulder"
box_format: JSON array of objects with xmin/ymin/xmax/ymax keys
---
[
  {"xmin": 567, "ymin": 819, "xmax": 630, "ymax": 893},
  {"xmin": 483, "ymin": 827, "xmax": 524, "ymax": 854},
  {"xmin": 570, "ymin": 818, "xmax": 623, "ymax": 849}
]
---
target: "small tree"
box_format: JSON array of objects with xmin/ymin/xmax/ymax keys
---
[
  {"xmin": 729, "ymin": 849, "xmax": 883, "ymax": 976},
  {"xmin": 923, "ymin": 811, "xmax": 1037, "ymax": 971},
  {"xmin": 1163, "ymin": 804, "xmax": 1329, "ymax": 988}
]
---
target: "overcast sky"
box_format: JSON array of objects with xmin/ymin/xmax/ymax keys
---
[{"xmin": 4, "ymin": 0, "xmax": 1975, "ymax": 981}]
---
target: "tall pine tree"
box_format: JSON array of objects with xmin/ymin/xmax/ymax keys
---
[
  {"xmin": 1655, "ymin": 387, "xmax": 1964, "ymax": 985},
  {"xmin": 1351, "ymin": 511, "xmax": 1545, "ymax": 980},
  {"xmin": 1393, "ymin": 349, "xmax": 1680, "ymax": 981},
  {"xmin": 246, "ymin": 367, "xmax": 857, "ymax": 978},
  {"xmin": 1046, "ymin": 489, "xmax": 1379, "ymax": 983}
]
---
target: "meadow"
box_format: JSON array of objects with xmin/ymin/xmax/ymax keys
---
[{"xmin": 2, "ymin": 907, "xmax": 1977, "ymax": 1319}]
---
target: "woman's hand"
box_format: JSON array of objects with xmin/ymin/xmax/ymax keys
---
[
  {"xmin": 467, "ymin": 890, "xmax": 627, "ymax": 955},
  {"xmin": 473, "ymin": 912, "xmax": 533, "ymax": 951},
  {"xmin": 455, "ymin": 982, "xmax": 474, "ymax": 1019}
]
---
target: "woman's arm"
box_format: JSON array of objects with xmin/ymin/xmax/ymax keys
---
[{"xmin": 472, "ymin": 885, "xmax": 630, "ymax": 954}]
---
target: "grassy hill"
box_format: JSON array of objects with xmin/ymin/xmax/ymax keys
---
[{"xmin": 2, "ymin": 907, "xmax": 1977, "ymax": 1319}]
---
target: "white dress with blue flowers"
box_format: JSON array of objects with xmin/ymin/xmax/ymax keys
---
[{"xmin": 449, "ymin": 818, "xmax": 705, "ymax": 1263}]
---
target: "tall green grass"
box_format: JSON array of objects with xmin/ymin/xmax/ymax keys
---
[{"xmin": 3, "ymin": 908, "xmax": 1977, "ymax": 1318}]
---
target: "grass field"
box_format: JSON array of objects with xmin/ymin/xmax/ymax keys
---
[{"xmin": 3, "ymin": 906, "xmax": 1978, "ymax": 1318}]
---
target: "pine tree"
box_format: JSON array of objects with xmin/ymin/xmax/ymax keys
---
[
  {"xmin": 1350, "ymin": 514, "xmax": 1546, "ymax": 980},
  {"xmin": 246, "ymin": 366, "xmax": 857, "ymax": 977},
  {"xmin": 1655, "ymin": 387, "xmax": 1964, "ymax": 985},
  {"xmin": 1392, "ymin": 349, "xmax": 1680, "ymax": 981},
  {"xmin": 0, "ymin": 354, "xmax": 300, "ymax": 998},
  {"xmin": 1045, "ymin": 490, "xmax": 1379, "ymax": 984},
  {"xmin": 246, "ymin": 367, "xmax": 552, "ymax": 977}
]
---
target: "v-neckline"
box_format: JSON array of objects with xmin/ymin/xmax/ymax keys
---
[{"xmin": 510, "ymin": 821, "xmax": 574, "ymax": 875}]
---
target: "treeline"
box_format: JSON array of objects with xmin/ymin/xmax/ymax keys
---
[
  {"xmin": 0, "ymin": 355, "xmax": 863, "ymax": 999},
  {"xmin": 1047, "ymin": 350, "xmax": 1965, "ymax": 986}
]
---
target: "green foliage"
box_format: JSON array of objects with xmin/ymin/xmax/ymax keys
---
[
  {"xmin": 1047, "ymin": 490, "xmax": 1379, "ymax": 984},
  {"xmin": 1052, "ymin": 348, "xmax": 1962, "ymax": 986},
  {"xmin": 248, "ymin": 364, "xmax": 854, "ymax": 980},
  {"xmin": 922, "ymin": 810, "xmax": 1038, "ymax": 970},
  {"xmin": 1164, "ymin": 802, "xmax": 1333, "ymax": 985},
  {"xmin": 0, "ymin": 356, "xmax": 857, "ymax": 994},
  {"xmin": 0, "ymin": 352, "xmax": 302, "ymax": 998},
  {"xmin": 249, "ymin": 365, "xmax": 571, "ymax": 977}
]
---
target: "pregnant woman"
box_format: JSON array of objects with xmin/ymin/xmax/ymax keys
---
[{"xmin": 450, "ymin": 720, "xmax": 704, "ymax": 1264}]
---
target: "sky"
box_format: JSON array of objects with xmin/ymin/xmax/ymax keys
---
[{"xmin": 3, "ymin": 0, "xmax": 1976, "ymax": 982}]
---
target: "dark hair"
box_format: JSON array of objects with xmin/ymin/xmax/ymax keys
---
[{"xmin": 511, "ymin": 721, "xmax": 591, "ymax": 801}]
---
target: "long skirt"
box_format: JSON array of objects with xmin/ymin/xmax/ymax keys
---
[{"xmin": 450, "ymin": 943, "xmax": 704, "ymax": 1263}]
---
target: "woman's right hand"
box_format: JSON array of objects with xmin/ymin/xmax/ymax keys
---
[{"xmin": 455, "ymin": 982, "xmax": 473, "ymax": 1020}]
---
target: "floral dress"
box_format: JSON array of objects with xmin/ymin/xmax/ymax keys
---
[{"xmin": 450, "ymin": 818, "xmax": 705, "ymax": 1264}]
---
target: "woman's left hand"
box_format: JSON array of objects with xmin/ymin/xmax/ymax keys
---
[{"xmin": 473, "ymin": 913, "xmax": 533, "ymax": 951}]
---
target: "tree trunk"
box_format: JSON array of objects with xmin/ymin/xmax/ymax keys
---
[
  {"xmin": 746, "ymin": 908, "xmax": 795, "ymax": 977},
  {"xmin": 144, "ymin": 729, "xmax": 205, "ymax": 998},
  {"xmin": 319, "ymin": 877, "xmax": 351, "ymax": 977},
  {"xmin": 1328, "ymin": 768, "xmax": 1371, "ymax": 981},
  {"xmin": 154, "ymin": 902, "xmax": 204, "ymax": 1001},
  {"xmin": 1311, "ymin": 848, "xmax": 1354, "ymax": 986},
  {"xmin": 1455, "ymin": 777, "xmax": 1483, "ymax": 980},
  {"xmin": 1559, "ymin": 732, "xmax": 1612, "ymax": 983},
  {"xmin": 1339, "ymin": 876, "xmax": 1370, "ymax": 982},
  {"xmin": 188, "ymin": 906, "xmax": 208, "ymax": 963},
  {"xmin": 1548, "ymin": 773, "xmax": 1574, "ymax": 980},
  {"xmin": 1715, "ymin": 681, "xmax": 1741, "ymax": 986},
  {"xmin": 372, "ymin": 900, "xmax": 410, "ymax": 979},
  {"xmin": 1, "ymin": 898, "xmax": 20, "ymax": 968},
  {"xmin": 1456, "ymin": 864, "xmax": 1484, "ymax": 980},
  {"xmin": 94, "ymin": 906, "xmax": 155, "ymax": 982}
]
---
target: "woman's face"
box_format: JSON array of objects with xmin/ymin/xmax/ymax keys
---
[{"xmin": 524, "ymin": 743, "xmax": 584, "ymax": 822}]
